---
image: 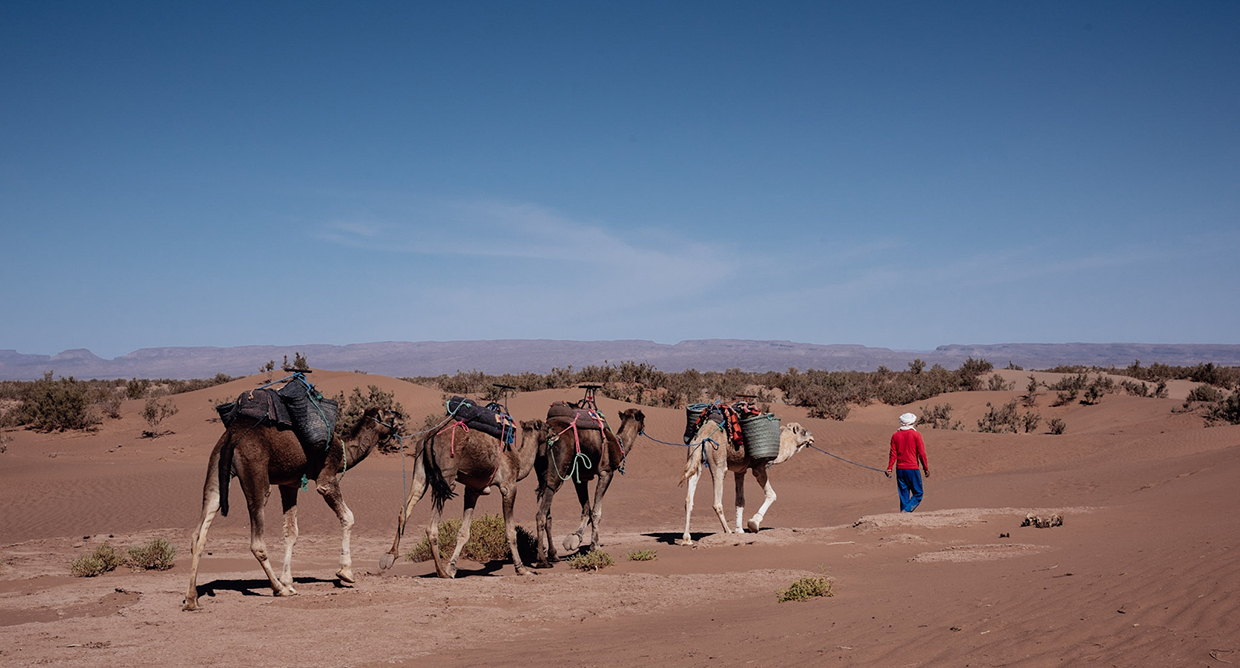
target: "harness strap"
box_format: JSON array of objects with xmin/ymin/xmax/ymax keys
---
[{"xmin": 437, "ymin": 420, "xmax": 470, "ymax": 457}]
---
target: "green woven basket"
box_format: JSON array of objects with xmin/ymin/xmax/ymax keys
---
[
  {"xmin": 739, "ymin": 413, "xmax": 781, "ymax": 460},
  {"xmin": 684, "ymin": 403, "xmax": 714, "ymax": 444}
]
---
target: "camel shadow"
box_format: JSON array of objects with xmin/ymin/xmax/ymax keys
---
[
  {"xmin": 415, "ymin": 561, "xmax": 506, "ymax": 578},
  {"xmin": 644, "ymin": 531, "xmax": 712, "ymax": 545},
  {"xmin": 194, "ymin": 575, "xmax": 340, "ymax": 599}
]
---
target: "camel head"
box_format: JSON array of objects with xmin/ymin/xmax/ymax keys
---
[
  {"xmin": 618, "ymin": 408, "xmax": 646, "ymax": 434},
  {"xmin": 361, "ymin": 406, "xmax": 402, "ymax": 445},
  {"xmin": 772, "ymin": 422, "xmax": 814, "ymax": 465},
  {"xmin": 519, "ymin": 419, "xmax": 544, "ymax": 450}
]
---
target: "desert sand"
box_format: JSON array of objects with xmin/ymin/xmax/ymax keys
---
[{"xmin": 1, "ymin": 369, "xmax": 1237, "ymax": 667}]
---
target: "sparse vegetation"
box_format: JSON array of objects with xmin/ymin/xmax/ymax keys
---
[
  {"xmin": 126, "ymin": 378, "xmax": 151, "ymax": 400},
  {"xmin": 70, "ymin": 543, "xmax": 126, "ymax": 577},
  {"xmin": 126, "ymin": 538, "xmax": 177, "ymax": 570},
  {"xmin": 776, "ymin": 574, "xmax": 835, "ymax": 602},
  {"xmin": 626, "ymin": 549, "xmax": 658, "ymax": 562},
  {"xmin": 566, "ymin": 550, "xmax": 615, "ymax": 572},
  {"xmin": 919, "ymin": 403, "xmax": 961, "ymax": 430},
  {"xmin": 7, "ymin": 372, "xmax": 101, "ymax": 432},
  {"xmin": 141, "ymin": 397, "xmax": 179, "ymax": 437},
  {"xmin": 1047, "ymin": 417, "xmax": 1067, "ymax": 435},
  {"xmin": 331, "ymin": 385, "xmax": 409, "ymax": 451},
  {"xmin": 1205, "ymin": 390, "xmax": 1240, "ymax": 426},
  {"xmin": 404, "ymin": 514, "xmax": 535, "ymax": 565},
  {"xmin": 1186, "ymin": 384, "xmax": 1225, "ymax": 403},
  {"xmin": 977, "ymin": 399, "xmax": 1041, "ymax": 434}
]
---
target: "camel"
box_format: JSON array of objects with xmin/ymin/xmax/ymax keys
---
[
  {"xmin": 378, "ymin": 418, "xmax": 542, "ymax": 578},
  {"xmin": 533, "ymin": 408, "xmax": 645, "ymax": 567},
  {"xmin": 183, "ymin": 406, "xmax": 400, "ymax": 611},
  {"xmin": 678, "ymin": 419, "xmax": 814, "ymax": 545}
]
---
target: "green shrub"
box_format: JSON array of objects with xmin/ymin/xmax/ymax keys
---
[
  {"xmin": 1187, "ymin": 384, "xmax": 1225, "ymax": 403},
  {"xmin": 126, "ymin": 378, "xmax": 150, "ymax": 400},
  {"xmin": 919, "ymin": 403, "xmax": 961, "ymax": 430},
  {"xmin": 566, "ymin": 550, "xmax": 615, "ymax": 572},
  {"xmin": 332, "ymin": 385, "xmax": 409, "ymax": 451},
  {"xmin": 1205, "ymin": 390, "xmax": 1240, "ymax": 426},
  {"xmin": 404, "ymin": 514, "xmax": 536, "ymax": 565},
  {"xmin": 13, "ymin": 372, "xmax": 100, "ymax": 432},
  {"xmin": 978, "ymin": 400, "xmax": 1019, "ymax": 433},
  {"xmin": 127, "ymin": 538, "xmax": 176, "ymax": 570},
  {"xmin": 776, "ymin": 575, "xmax": 835, "ymax": 602},
  {"xmin": 70, "ymin": 543, "xmax": 126, "ymax": 577},
  {"xmin": 626, "ymin": 549, "xmax": 657, "ymax": 562},
  {"xmin": 1047, "ymin": 418, "xmax": 1067, "ymax": 435}
]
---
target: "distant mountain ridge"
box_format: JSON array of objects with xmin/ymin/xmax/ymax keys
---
[{"xmin": 1, "ymin": 340, "xmax": 1238, "ymax": 381}]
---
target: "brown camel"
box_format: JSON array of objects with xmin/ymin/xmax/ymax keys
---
[
  {"xmin": 378, "ymin": 418, "xmax": 542, "ymax": 577},
  {"xmin": 678, "ymin": 420, "xmax": 814, "ymax": 545},
  {"xmin": 183, "ymin": 406, "xmax": 400, "ymax": 611},
  {"xmin": 533, "ymin": 408, "xmax": 645, "ymax": 567}
]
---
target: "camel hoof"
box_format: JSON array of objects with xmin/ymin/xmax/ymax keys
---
[
  {"xmin": 274, "ymin": 586, "xmax": 297, "ymax": 597},
  {"xmin": 746, "ymin": 518, "xmax": 762, "ymax": 533},
  {"xmin": 337, "ymin": 569, "xmax": 356, "ymax": 584},
  {"xmin": 563, "ymin": 534, "xmax": 582, "ymax": 552},
  {"xmin": 182, "ymin": 599, "xmax": 200, "ymax": 612},
  {"xmin": 379, "ymin": 553, "xmax": 397, "ymax": 570},
  {"xmin": 675, "ymin": 538, "xmax": 694, "ymax": 546}
]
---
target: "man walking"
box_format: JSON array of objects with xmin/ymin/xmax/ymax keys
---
[{"xmin": 885, "ymin": 412, "xmax": 930, "ymax": 512}]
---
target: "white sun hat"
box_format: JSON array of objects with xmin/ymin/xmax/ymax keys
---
[{"xmin": 899, "ymin": 413, "xmax": 917, "ymax": 427}]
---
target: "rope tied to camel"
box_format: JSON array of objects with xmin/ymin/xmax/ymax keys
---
[
  {"xmin": 547, "ymin": 416, "xmax": 596, "ymax": 483},
  {"xmin": 806, "ymin": 444, "xmax": 887, "ymax": 473}
]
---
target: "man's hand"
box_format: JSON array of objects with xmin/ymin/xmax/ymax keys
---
[
  {"xmin": 923, "ymin": 469, "xmax": 930, "ymax": 478},
  {"xmin": 884, "ymin": 470, "xmax": 892, "ymax": 478}
]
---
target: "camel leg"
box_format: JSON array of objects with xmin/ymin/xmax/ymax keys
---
[
  {"xmin": 534, "ymin": 484, "xmax": 559, "ymax": 567},
  {"xmin": 278, "ymin": 485, "xmax": 298, "ymax": 588},
  {"xmin": 681, "ymin": 463, "xmax": 702, "ymax": 545},
  {"xmin": 183, "ymin": 449, "xmax": 223, "ymax": 611},
  {"xmin": 500, "ymin": 479, "xmax": 531, "ymax": 575},
  {"xmin": 317, "ymin": 480, "xmax": 357, "ymax": 584},
  {"xmin": 733, "ymin": 470, "xmax": 747, "ymax": 533},
  {"xmin": 240, "ymin": 472, "xmax": 293, "ymax": 597},
  {"xmin": 711, "ymin": 457, "xmax": 731, "ymax": 534},
  {"xmin": 444, "ymin": 488, "xmax": 481, "ymax": 578},
  {"xmin": 563, "ymin": 478, "xmax": 592, "ymax": 553},
  {"xmin": 586, "ymin": 470, "xmax": 615, "ymax": 551},
  {"xmin": 746, "ymin": 464, "xmax": 776, "ymax": 533},
  {"xmin": 380, "ymin": 450, "xmax": 429, "ymax": 570}
]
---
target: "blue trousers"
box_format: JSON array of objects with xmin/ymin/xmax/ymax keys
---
[{"xmin": 896, "ymin": 468, "xmax": 923, "ymax": 512}]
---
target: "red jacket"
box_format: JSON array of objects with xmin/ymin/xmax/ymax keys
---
[{"xmin": 888, "ymin": 429, "xmax": 928, "ymax": 471}]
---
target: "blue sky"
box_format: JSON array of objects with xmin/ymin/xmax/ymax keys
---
[{"xmin": 2, "ymin": 1, "xmax": 1237, "ymax": 359}]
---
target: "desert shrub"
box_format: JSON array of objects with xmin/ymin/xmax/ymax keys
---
[
  {"xmin": 1205, "ymin": 390, "xmax": 1240, "ymax": 426},
  {"xmin": 12, "ymin": 372, "xmax": 100, "ymax": 432},
  {"xmin": 332, "ymin": 385, "xmax": 409, "ymax": 451},
  {"xmin": 977, "ymin": 400, "xmax": 1020, "ymax": 434},
  {"xmin": 127, "ymin": 538, "xmax": 176, "ymax": 570},
  {"xmin": 1047, "ymin": 418, "xmax": 1067, "ymax": 435},
  {"xmin": 1120, "ymin": 379, "xmax": 1150, "ymax": 397},
  {"xmin": 1019, "ymin": 411, "xmax": 1042, "ymax": 434},
  {"xmin": 70, "ymin": 543, "xmax": 126, "ymax": 577},
  {"xmin": 96, "ymin": 388, "xmax": 123, "ymax": 419},
  {"xmin": 987, "ymin": 374, "xmax": 1014, "ymax": 391},
  {"xmin": 404, "ymin": 514, "xmax": 536, "ymax": 565},
  {"xmin": 1022, "ymin": 375, "xmax": 1041, "ymax": 407},
  {"xmin": 1153, "ymin": 379, "xmax": 1169, "ymax": 398},
  {"xmin": 566, "ymin": 550, "xmax": 615, "ymax": 572},
  {"xmin": 126, "ymin": 378, "xmax": 150, "ymax": 400},
  {"xmin": 626, "ymin": 549, "xmax": 657, "ymax": 562},
  {"xmin": 1051, "ymin": 389, "xmax": 1078, "ymax": 407},
  {"xmin": 1047, "ymin": 373, "xmax": 1089, "ymax": 393},
  {"xmin": 1187, "ymin": 384, "xmax": 1225, "ymax": 403},
  {"xmin": 957, "ymin": 357, "xmax": 994, "ymax": 391},
  {"xmin": 776, "ymin": 575, "xmax": 835, "ymax": 602},
  {"xmin": 141, "ymin": 397, "xmax": 179, "ymax": 437},
  {"xmin": 919, "ymin": 403, "xmax": 961, "ymax": 430}
]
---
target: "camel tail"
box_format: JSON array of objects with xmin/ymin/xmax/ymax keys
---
[
  {"xmin": 422, "ymin": 432, "xmax": 456, "ymax": 513},
  {"xmin": 679, "ymin": 442, "xmax": 704, "ymax": 487},
  {"xmin": 217, "ymin": 431, "xmax": 236, "ymax": 517}
]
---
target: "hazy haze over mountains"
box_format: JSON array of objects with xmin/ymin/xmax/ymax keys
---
[{"xmin": 2, "ymin": 340, "xmax": 1239, "ymax": 381}]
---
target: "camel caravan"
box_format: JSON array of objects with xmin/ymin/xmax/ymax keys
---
[{"xmin": 183, "ymin": 375, "xmax": 809, "ymax": 610}]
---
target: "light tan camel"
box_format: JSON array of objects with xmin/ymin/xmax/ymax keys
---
[
  {"xmin": 678, "ymin": 420, "xmax": 814, "ymax": 545},
  {"xmin": 183, "ymin": 406, "xmax": 399, "ymax": 611},
  {"xmin": 378, "ymin": 418, "xmax": 541, "ymax": 577},
  {"xmin": 533, "ymin": 408, "xmax": 645, "ymax": 567}
]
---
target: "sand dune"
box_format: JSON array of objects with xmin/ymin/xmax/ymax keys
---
[{"xmin": 1, "ymin": 370, "xmax": 1237, "ymax": 666}]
